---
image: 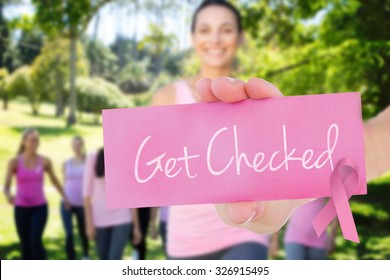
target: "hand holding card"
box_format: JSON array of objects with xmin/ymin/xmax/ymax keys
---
[
  {"xmin": 102, "ymin": 77, "xmax": 366, "ymax": 243},
  {"xmin": 196, "ymin": 77, "xmax": 341, "ymax": 236}
]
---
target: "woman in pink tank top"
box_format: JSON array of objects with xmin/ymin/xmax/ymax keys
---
[
  {"xmin": 152, "ymin": 0, "xmax": 276, "ymax": 259},
  {"xmin": 151, "ymin": 0, "xmax": 390, "ymax": 260},
  {"xmin": 3, "ymin": 128, "xmax": 71, "ymax": 259}
]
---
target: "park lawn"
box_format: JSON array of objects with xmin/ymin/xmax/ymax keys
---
[
  {"xmin": 1, "ymin": 98, "xmax": 390, "ymax": 260},
  {"xmin": 0, "ymin": 98, "xmax": 165, "ymax": 260}
]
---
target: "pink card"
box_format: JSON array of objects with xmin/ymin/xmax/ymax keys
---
[{"xmin": 102, "ymin": 92, "xmax": 366, "ymax": 210}]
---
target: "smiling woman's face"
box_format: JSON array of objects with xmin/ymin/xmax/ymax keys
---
[{"xmin": 191, "ymin": 5, "xmax": 243, "ymax": 69}]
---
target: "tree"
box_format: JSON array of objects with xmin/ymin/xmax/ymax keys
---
[
  {"xmin": 110, "ymin": 37, "xmax": 139, "ymax": 70},
  {"xmin": 0, "ymin": 68, "xmax": 9, "ymax": 109},
  {"xmin": 72, "ymin": 76, "xmax": 132, "ymax": 123},
  {"xmin": 237, "ymin": 0, "xmax": 390, "ymax": 118},
  {"xmin": 9, "ymin": 15, "xmax": 44, "ymax": 66},
  {"xmin": 4, "ymin": 66, "xmax": 39, "ymax": 114},
  {"xmin": 138, "ymin": 23, "xmax": 176, "ymax": 74},
  {"xmin": 83, "ymin": 37, "xmax": 117, "ymax": 81},
  {"xmin": 0, "ymin": 1, "xmax": 9, "ymax": 69},
  {"xmin": 32, "ymin": 0, "xmax": 112, "ymax": 126},
  {"xmin": 240, "ymin": 0, "xmax": 327, "ymax": 47},
  {"xmin": 31, "ymin": 38, "xmax": 89, "ymax": 117},
  {"xmin": 117, "ymin": 59, "xmax": 152, "ymax": 94},
  {"xmin": 0, "ymin": 0, "xmax": 24, "ymax": 72}
]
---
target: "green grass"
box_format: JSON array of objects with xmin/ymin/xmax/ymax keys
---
[
  {"xmin": 0, "ymin": 98, "xmax": 165, "ymax": 260},
  {"xmin": 1, "ymin": 98, "xmax": 390, "ymax": 260}
]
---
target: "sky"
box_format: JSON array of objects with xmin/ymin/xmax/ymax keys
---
[
  {"xmin": 3, "ymin": 1, "xmax": 195, "ymax": 49},
  {"xmin": 4, "ymin": 0, "xmax": 325, "ymax": 50}
]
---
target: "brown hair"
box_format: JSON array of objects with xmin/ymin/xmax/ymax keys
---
[
  {"xmin": 72, "ymin": 135, "xmax": 86, "ymax": 159},
  {"xmin": 17, "ymin": 128, "xmax": 38, "ymax": 155},
  {"xmin": 191, "ymin": 0, "xmax": 243, "ymax": 33}
]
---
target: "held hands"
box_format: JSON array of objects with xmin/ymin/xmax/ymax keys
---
[
  {"xmin": 132, "ymin": 226, "xmax": 143, "ymax": 245},
  {"xmin": 63, "ymin": 197, "xmax": 72, "ymax": 211},
  {"xmin": 6, "ymin": 194, "xmax": 15, "ymax": 205},
  {"xmin": 86, "ymin": 222, "xmax": 96, "ymax": 242},
  {"xmin": 150, "ymin": 223, "xmax": 159, "ymax": 240},
  {"xmin": 195, "ymin": 77, "xmax": 312, "ymax": 235}
]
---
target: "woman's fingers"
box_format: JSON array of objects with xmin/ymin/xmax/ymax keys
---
[
  {"xmin": 214, "ymin": 201, "xmax": 264, "ymax": 225},
  {"xmin": 196, "ymin": 77, "xmax": 248, "ymax": 103},
  {"xmin": 214, "ymin": 198, "xmax": 313, "ymax": 234},
  {"xmin": 196, "ymin": 78, "xmax": 219, "ymax": 102},
  {"xmin": 245, "ymin": 77, "xmax": 283, "ymax": 99},
  {"xmin": 211, "ymin": 77, "xmax": 248, "ymax": 103},
  {"xmin": 196, "ymin": 77, "xmax": 283, "ymax": 103}
]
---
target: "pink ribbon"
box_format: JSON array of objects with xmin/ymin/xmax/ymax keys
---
[{"xmin": 313, "ymin": 158, "xmax": 360, "ymax": 243}]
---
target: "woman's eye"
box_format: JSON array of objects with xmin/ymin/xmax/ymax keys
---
[
  {"xmin": 223, "ymin": 29, "xmax": 233, "ymax": 34},
  {"xmin": 198, "ymin": 29, "xmax": 209, "ymax": 34}
]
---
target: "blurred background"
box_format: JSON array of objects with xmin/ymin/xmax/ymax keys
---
[{"xmin": 0, "ymin": 0, "xmax": 389, "ymax": 260}]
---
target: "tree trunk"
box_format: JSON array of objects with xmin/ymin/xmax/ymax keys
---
[
  {"xmin": 31, "ymin": 101, "xmax": 39, "ymax": 115},
  {"xmin": 67, "ymin": 37, "xmax": 77, "ymax": 126},
  {"xmin": 55, "ymin": 89, "xmax": 64, "ymax": 117},
  {"xmin": 54, "ymin": 55, "xmax": 64, "ymax": 116},
  {"xmin": 3, "ymin": 94, "xmax": 8, "ymax": 110},
  {"xmin": 0, "ymin": 1, "xmax": 6, "ymax": 69},
  {"xmin": 155, "ymin": 54, "xmax": 162, "ymax": 74},
  {"xmin": 0, "ymin": 2, "xmax": 13, "ymax": 72}
]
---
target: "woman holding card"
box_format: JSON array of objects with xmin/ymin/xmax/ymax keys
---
[
  {"xmin": 83, "ymin": 148, "xmax": 142, "ymax": 260},
  {"xmin": 3, "ymin": 128, "xmax": 71, "ymax": 260},
  {"xmin": 153, "ymin": 0, "xmax": 274, "ymax": 260},
  {"xmin": 153, "ymin": 0, "xmax": 390, "ymax": 259}
]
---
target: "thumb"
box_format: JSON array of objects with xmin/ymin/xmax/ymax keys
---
[{"xmin": 214, "ymin": 201, "xmax": 264, "ymax": 226}]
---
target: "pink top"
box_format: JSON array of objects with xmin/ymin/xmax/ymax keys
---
[
  {"xmin": 167, "ymin": 80, "xmax": 269, "ymax": 258},
  {"xmin": 64, "ymin": 159, "xmax": 84, "ymax": 206},
  {"xmin": 284, "ymin": 198, "xmax": 328, "ymax": 248},
  {"xmin": 160, "ymin": 206, "xmax": 169, "ymax": 222},
  {"xmin": 83, "ymin": 151, "xmax": 131, "ymax": 228},
  {"xmin": 15, "ymin": 155, "xmax": 46, "ymax": 207}
]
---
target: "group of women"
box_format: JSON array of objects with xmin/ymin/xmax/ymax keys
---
[
  {"xmin": 2, "ymin": 128, "xmax": 338, "ymax": 260},
  {"xmin": 3, "ymin": 131, "xmax": 159, "ymax": 260}
]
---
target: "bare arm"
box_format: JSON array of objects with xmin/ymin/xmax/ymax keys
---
[
  {"xmin": 151, "ymin": 78, "xmax": 390, "ymax": 238},
  {"xmin": 3, "ymin": 158, "xmax": 17, "ymax": 205},
  {"xmin": 149, "ymin": 207, "xmax": 159, "ymax": 239},
  {"xmin": 152, "ymin": 85, "xmax": 176, "ymax": 106},
  {"xmin": 84, "ymin": 197, "xmax": 94, "ymax": 225},
  {"xmin": 44, "ymin": 157, "xmax": 69, "ymax": 203},
  {"xmin": 364, "ymin": 106, "xmax": 390, "ymax": 181},
  {"xmin": 62, "ymin": 161, "xmax": 66, "ymax": 185},
  {"xmin": 83, "ymin": 153, "xmax": 96, "ymax": 241},
  {"xmin": 150, "ymin": 207, "xmax": 159, "ymax": 225},
  {"xmin": 269, "ymin": 230, "xmax": 280, "ymax": 259},
  {"xmin": 131, "ymin": 208, "xmax": 140, "ymax": 229},
  {"xmin": 130, "ymin": 208, "xmax": 142, "ymax": 244}
]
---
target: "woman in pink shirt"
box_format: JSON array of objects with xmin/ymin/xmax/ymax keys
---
[
  {"xmin": 283, "ymin": 198, "xmax": 338, "ymax": 259},
  {"xmin": 83, "ymin": 148, "xmax": 142, "ymax": 259},
  {"xmin": 153, "ymin": 0, "xmax": 274, "ymax": 259},
  {"xmin": 3, "ymin": 128, "xmax": 71, "ymax": 259},
  {"xmin": 60, "ymin": 136, "xmax": 89, "ymax": 260},
  {"xmin": 152, "ymin": 0, "xmax": 390, "ymax": 260}
]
